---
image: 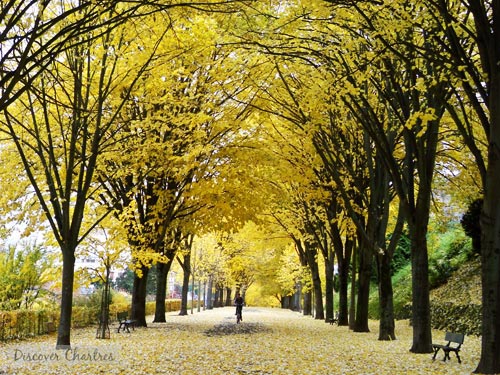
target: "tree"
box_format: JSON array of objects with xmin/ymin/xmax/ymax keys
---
[
  {"xmin": 0, "ymin": 1, "xmax": 145, "ymax": 113},
  {"xmin": 273, "ymin": 245, "xmax": 304, "ymax": 310},
  {"xmin": 405, "ymin": 0, "xmax": 500, "ymax": 370},
  {"xmin": 114, "ymin": 268, "xmax": 134, "ymax": 293},
  {"xmin": 0, "ymin": 8, "xmax": 166, "ymax": 347},
  {"xmin": 268, "ymin": 149, "xmax": 327, "ymax": 318},
  {"xmin": 94, "ymin": 8, "xmax": 269, "ymax": 324},
  {"xmin": 0, "ymin": 0, "xmax": 261, "ymax": 348},
  {"xmin": 114, "ymin": 266, "xmax": 157, "ymax": 295},
  {"xmin": 153, "ymin": 233, "xmax": 178, "ymax": 323},
  {"xmin": 76, "ymin": 223, "xmax": 129, "ymax": 339},
  {"xmin": 229, "ymin": 3, "xmax": 393, "ymax": 332},
  {"xmin": 177, "ymin": 234, "xmax": 193, "ymax": 316},
  {"xmin": 234, "ymin": 0, "xmax": 450, "ymax": 347},
  {"xmin": 312, "ymin": 71, "xmax": 404, "ymax": 339},
  {"xmin": 313, "ymin": 0, "xmax": 452, "ymax": 351},
  {"xmin": 0, "ymin": 244, "xmax": 54, "ymax": 310}
]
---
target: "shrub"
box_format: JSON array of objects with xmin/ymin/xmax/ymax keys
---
[
  {"xmin": 71, "ymin": 305, "xmax": 96, "ymax": 328},
  {"xmin": 0, "ymin": 309, "xmax": 58, "ymax": 340},
  {"xmin": 391, "ymin": 264, "xmax": 413, "ymax": 319},
  {"xmin": 460, "ymin": 198, "xmax": 482, "ymax": 255}
]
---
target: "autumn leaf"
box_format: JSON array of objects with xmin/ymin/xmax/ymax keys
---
[{"xmin": 0, "ymin": 307, "xmax": 480, "ymax": 375}]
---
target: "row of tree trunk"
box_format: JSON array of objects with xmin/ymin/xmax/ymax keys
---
[{"xmin": 129, "ymin": 254, "xmax": 240, "ymax": 327}]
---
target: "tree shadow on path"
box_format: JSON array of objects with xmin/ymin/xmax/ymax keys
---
[{"xmin": 204, "ymin": 316, "xmax": 272, "ymax": 337}]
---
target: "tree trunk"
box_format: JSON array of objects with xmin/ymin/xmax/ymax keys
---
[
  {"xmin": 324, "ymin": 249, "xmax": 335, "ymax": 322},
  {"xmin": 153, "ymin": 259, "xmax": 173, "ymax": 323},
  {"xmin": 191, "ymin": 272, "xmax": 195, "ymax": 314},
  {"xmin": 349, "ymin": 242, "xmax": 357, "ymax": 330},
  {"xmin": 218, "ymin": 288, "xmax": 224, "ymax": 307},
  {"xmin": 378, "ymin": 253, "xmax": 396, "ymax": 340},
  {"xmin": 475, "ymin": 64, "xmax": 500, "ymax": 373},
  {"xmin": 225, "ymin": 287, "xmax": 232, "ymax": 306},
  {"xmin": 281, "ymin": 296, "xmax": 287, "ymax": 309},
  {"xmin": 307, "ymin": 250, "xmax": 324, "ymax": 320},
  {"xmin": 206, "ymin": 277, "xmax": 213, "ymax": 309},
  {"xmin": 337, "ymin": 238, "xmax": 352, "ymax": 326},
  {"xmin": 179, "ymin": 253, "xmax": 191, "ymax": 316},
  {"xmin": 213, "ymin": 286, "xmax": 219, "ymax": 307},
  {"xmin": 476, "ymin": 189, "xmax": 500, "ymax": 373},
  {"xmin": 96, "ymin": 263, "xmax": 111, "ymax": 339},
  {"xmin": 330, "ymin": 219, "xmax": 353, "ymax": 326},
  {"xmin": 197, "ymin": 279, "xmax": 201, "ymax": 312},
  {"xmin": 303, "ymin": 290, "xmax": 312, "ymax": 316},
  {"xmin": 131, "ymin": 265, "xmax": 149, "ymax": 327},
  {"xmin": 353, "ymin": 241, "xmax": 371, "ymax": 332},
  {"xmin": 293, "ymin": 282, "xmax": 302, "ymax": 312},
  {"xmin": 202, "ymin": 281, "xmax": 206, "ymax": 310},
  {"xmin": 337, "ymin": 261, "xmax": 349, "ymax": 326},
  {"xmin": 409, "ymin": 221, "xmax": 432, "ymax": 353},
  {"xmin": 302, "ymin": 240, "xmax": 324, "ymax": 319},
  {"xmin": 56, "ymin": 250, "xmax": 75, "ymax": 348}
]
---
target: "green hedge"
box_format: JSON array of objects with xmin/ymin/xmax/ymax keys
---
[
  {"xmin": 0, "ymin": 298, "xmax": 195, "ymax": 342},
  {"xmin": 144, "ymin": 299, "xmax": 200, "ymax": 315}
]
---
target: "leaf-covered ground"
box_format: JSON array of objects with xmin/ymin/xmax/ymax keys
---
[{"xmin": 0, "ymin": 307, "xmax": 482, "ymax": 374}]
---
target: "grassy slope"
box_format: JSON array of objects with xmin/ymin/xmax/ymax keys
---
[
  {"xmin": 370, "ymin": 252, "xmax": 482, "ymax": 336},
  {"xmin": 430, "ymin": 256, "xmax": 481, "ymax": 305}
]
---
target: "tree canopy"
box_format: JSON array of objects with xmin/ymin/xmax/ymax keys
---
[{"xmin": 1, "ymin": 0, "xmax": 499, "ymax": 372}]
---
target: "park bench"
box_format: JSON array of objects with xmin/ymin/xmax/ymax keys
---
[
  {"xmin": 116, "ymin": 311, "xmax": 136, "ymax": 333},
  {"xmin": 432, "ymin": 332, "xmax": 464, "ymax": 363},
  {"xmin": 328, "ymin": 311, "xmax": 339, "ymax": 325}
]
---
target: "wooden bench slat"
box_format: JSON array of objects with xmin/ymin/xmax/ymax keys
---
[{"xmin": 445, "ymin": 332, "xmax": 464, "ymax": 344}]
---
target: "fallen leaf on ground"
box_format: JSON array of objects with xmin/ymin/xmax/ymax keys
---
[{"xmin": 0, "ymin": 307, "xmax": 482, "ymax": 374}]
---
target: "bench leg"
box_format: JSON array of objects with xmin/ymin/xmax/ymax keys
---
[
  {"xmin": 118, "ymin": 323, "xmax": 128, "ymax": 333},
  {"xmin": 455, "ymin": 351, "xmax": 461, "ymax": 364},
  {"xmin": 117, "ymin": 321, "xmax": 135, "ymax": 333},
  {"xmin": 432, "ymin": 347, "xmax": 440, "ymax": 361}
]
